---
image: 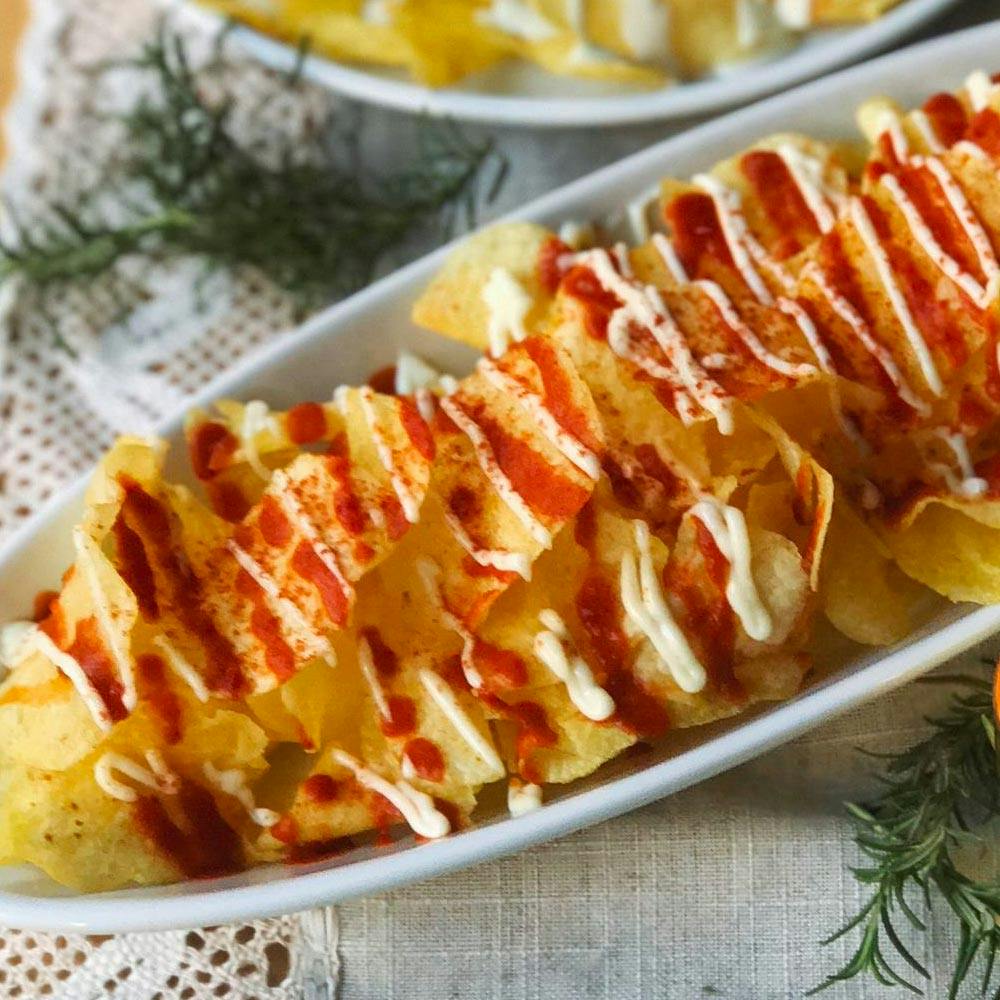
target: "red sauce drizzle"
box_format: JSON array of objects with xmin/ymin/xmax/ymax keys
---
[
  {"xmin": 189, "ymin": 422, "xmax": 238, "ymax": 480},
  {"xmin": 361, "ymin": 626, "xmax": 399, "ymax": 678},
  {"xmin": 922, "ymin": 92, "xmax": 967, "ymax": 147},
  {"xmin": 120, "ymin": 479, "xmax": 246, "ymax": 698},
  {"xmin": 537, "ymin": 236, "xmax": 572, "ymax": 295},
  {"xmin": 133, "ymin": 782, "xmax": 243, "ymax": 878},
  {"xmin": 467, "ymin": 402, "xmax": 589, "ymax": 520},
  {"xmin": 368, "ymin": 365, "xmax": 398, "ymax": 395},
  {"xmin": 235, "ymin": 568, "xmax": 296, "ymax": 682},
  {"xmin": 258, "ymin": 494, "xmax": 293, "ymax": 548},
  {"xmin": 286, "ymin": 402, "xmax": 327, "ymax": 445},
  {"xmin": 575, "ymin": 572, "xmax": 669, "ymax": 738},
  {"xmin": 670, "ymin": 522, "xmax": 742, "ymax": 702},
  {"xmin": 207, "ymin": 480, "xmax": 251, "ymax": 523},
  {"xmin": 471, "ymin": 637, "xmax": 528, "ymax": 691},
  {"xmin": 520, "ymin": 336, "xmax": 600, "ymax": 452},
  {"xmin": 667, "ymin": 191, "xmax": 734, "ymax": 278},
  {"xmin": 269, "ymin": 815, "xmax": 299, "ymax": 845},
  {"xmin": 561, "ymin": 266, "xmax": 621, "ymax": 340},
  {"xmin": 65, "ymin": 616, "xmax": 128, "ymax": 723},
  {"xmin": 574, "ymin": 496, "xmax": 598, "ymax": 553},
  {"xmin": 113, "ymin": 514, "xmax": 159, "ymax": 619},
  {"xmin": 403, "ymin": 738, "xmax": 445, "ymax": 783},
  {"xmin": 967, "ymin": 109, "xmax": 1000, "ymax": 159},
  {"xmin": 290, "ymin": 541, "xmax": 349, "ymax": 627},
  {"xmin": 137, "ymin": 653, "xmax": 182, "ymax": 744},
  {"xmin": 439, "ymin": 653, "xmax": 472, "ymax": 693},
  {"xmin": 740, "ymin": 149, "xmax": 818, "ymax": 258},
  {"xmin": 399, "ymin": 397, "xmax": 435, "ymax": 462},
  {"xmin": 31, "ymin": 590, "xmax": 59, "ymax": 623},
  {"xmin": 380, "ymin": 495, "xmax": 410, "ymax": 541},
  {"xmin": 380, "ymin": 695, "xmax": 417, "ymax": 738},
  {"xmin": 302, "ymin": 773, "xmax": 341, "ymax": 804},
  {"xmin": 482, "ymin": 695, "xmax": 556, "ymax": 783},
  {"xmin": 327, "ymin": 448, "xmax": 368, "ymax": 538}
]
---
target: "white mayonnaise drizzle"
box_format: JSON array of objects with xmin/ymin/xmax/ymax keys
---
[
  {"xmin": 652, "ymin": 232, "xmax": 690, "ymax": 284},
  {"xmin": 419, "ymin": 668, "xmax": 504, "ymax": 773},
  {"xmin": 443, "ymin": 509, "xmax": 533, "ymax": 581},
  {"xmin": 394, "ymin": 351, "xmax": 457, "ymax": 405},
  {"xmin": 416, "ymin": 558, "xmax": 482, "ymax": 689},
  {"xmin": 361, "ymin": 0, "xmax": 394, "ymax": 25},
  {"xmin": 774, "ymin": 0, "xmax": 812, "ymax": 29},
  {"xmin": 272, "ymin": 469, "xmax": 354, "ymax": 602},
  {"xmin": 358, "ymin": 386, "xmax": 423, "ymax": 524},
  {"xmin": 775, "ymin": 144, "xmax": 842, "ymax": 234},
  {"xmin": 620, "ymin": 520, "xmax": 707, "ymax": 693},
  {"xmin": 929, "ymin": 428, "xmax": 988, "ymax": 498},
  {"xmin": 508, "ymin": 780, "xmax": 543, "ymax": 817},
  {"xmin": 475, "ymin": 0, "xmax": 558, "ymax": 40},
  {"xmin": 0, "ymin": 620, "xmax": 36, "ymax": 674},
  {"xmin": 849, "ymin": 197, "xmax": 944, "ymax": 397},
  {"xmin": 688, "ymin": 498, "xmax": 772, "ymax": 642},
  {"xmin": 580, "ymin": 249, "xmax": 735, "ymax": 435},
  {"xmin": 776, "ymin": 297, "xmax": 834, "ymax": 373},
  {"xmin": 203, "ymin": 761, "xmax": 279, "ymax": 827},
  {"xmin": 357, "ymin": 633, "xmax": 392, "ymax": 721},
  {"xmin": 692, "ymin": 173, "xmax": 773, "ymax": 305},
  {"xmin": 226, "ymin": 541, "xmax": 332, "ymax": 659},
  {"xmin": 910, "ymin": 110, "xmax": 946, "ymax": 154},
  {"xmin": 618, "ymin": 0, "xmax": 670, "ymax": 62},
  {"xmin": 869, "ymin": 107, "xmax": 910, "ymax": 162},
  {"xmin": 625, "ymin": 185, "xmax": 661, "ymax": 244},
  {"xmin": 31, "ymin": 628, "xmax": 114, "ymax": 731},
  {"xmin": 694, "ymin": 279, "xmax": 817, "ymax": 379},
  {"xmin": 478, "ymin": 356, "xmax": 600, "ymax": 479},
  {"xmin": 74, "ymin": 527, "xmax": 137, "ymax": 713},
  {"xmin": 558, "ymin": 220, "xmax": 596, "ymax": 251},
  {"xmin": 965, "ymin": 70, "xmax": 1000, "ymax": 113},
  {"xmin": 483, "ymin": 267, "xmax": 533, "ymax": 358},
  {"xmin": 534, "ymin": 609, "xmax": 615, "ymax": 720},
  {"xmin": 239, "ymin": 400, "xmax": 279, "ymax": 481},
  {"xmin": 801, "ymin": 262, "xmax": 927, "ymax": 414},
  {"xmin": 439, "ymin": 397, "xmax": 553, "ymax": 547},
  {"xmin": 152, "ymin": 634, "xmax": 210, "ymax": 703},
  {"xmin": 955, "ymin": 140, "xmax": 989, "ymax": 162},
  {"xmin": 332, "ymin": 749, "xmax": 451, "ymax": 839},
  {"xmin": 94, "ymin": 750, "xmax": 179, "ymax": 803},
  {"xmin": 880, "ymin": 157, "xmax": 1000, "ymax": 309}
]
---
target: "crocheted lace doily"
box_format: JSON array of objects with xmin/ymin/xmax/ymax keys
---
[{"xmin": 0, "ymin": 0, "xmax": 348, "ymax": 995}]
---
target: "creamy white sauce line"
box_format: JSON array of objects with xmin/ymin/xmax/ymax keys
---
[
  {"xmin": 775, "ymin": 144, "xmax": 843, "ymax": 234},
  {"xmin": 477, "ymin": 356, "xmax": 600, "ymax": 479},
  {"xmin": 581, "ymin": 248, "xmax": 735, "ymax": 435},
  {"xmin": 801, "ymin": 262, "xmax": 927, "ymax": 413},
  {"xmin": 929, "ymin": 427, "xmax": 988, "ymax": 499},
  {"xmin": 620, "ymin": 520, "xmax": 706, "ymax": 693},
  {"xmin": 358, "ymin": 386, "xmax": 423, "ymax": 524},
  {"xmin": 74, "ymin": 526, "xmax": 137, "ymax": 713},
  {"xmin": 483, "ymin": 267, "xmax": 533, "ymax": 358},
  {"xmin": 226, "ymin": 541, "xmax": 332, "ymax": 659},
  {"xmin": 849, "ymin": 197, "xmax": 944, "ymax": 397},
  {"xmin": 239, "ymin": 400, "xmax": 279, "ymax": 481},
  {"xmin": 333, "ymin": 749, "xmax": 451, "ymax": 839},
  {"xmin": 688, "ymin": 497, "xmax": 772, "ymax": 642},
  {"xmin": 419, "ymin": 667, "xmax": 504, "ymax": 773},
  {"xmin": 507, "ymin": 779, "xmax": 543, "ymax": 817},
  {"xmin": 152, "ymin": 634, "xmax": 210, "ymax": 703},
  {"xmin": 94, "ymin": 749, "xmax": 179, "ymax": 802},
  {"xmin": 416, "ymin": 557, "xmax": 483, "ymax": 689},
  {"xmin": 910, "ymin": 110, "xmax": 946, "ymax": 154},
  {"xmin": 357, "ymin": 632, "xmax": 392, "ymax": 721},
  {"xmin": 443, "ymin": 509, "xmax": 533, "ymax": 581},
  {"xmin": 440, "ymin": 396, "xmax": 553, "ymax": 547},
  {"xmin": 204, "ymin": 761, "xmax": 279, "ymax": 827},
  {"xmin": 534, "ymin": 609, "xmax": 615, "ymax": 720},
  {"xmin": 31, "ymin": 629, "xmax": 114, "ymax": 731},
  {"xmin": 272, "ymin": 470, "xmax": 355, "ymax": 602}
]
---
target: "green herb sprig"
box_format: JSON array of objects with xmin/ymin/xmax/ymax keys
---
[
  {"xmin": 813, "ymin": 668, "xmax": 1000, "ymax": 998},
  {"xmin": 0, "ymin": 24, "xmax": 506, "ymax": 335}
]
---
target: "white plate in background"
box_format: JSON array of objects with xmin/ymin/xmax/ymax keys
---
[
  {"xmin": 173, "ymin": 0, "xmax": 958, "ymax": 126},
  {"xmin": 1, "ymin": 21, "xmax": 999, "ymax": 931}
]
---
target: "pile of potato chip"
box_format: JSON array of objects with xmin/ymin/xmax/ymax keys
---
[
  {"xmin": 198, "ymin": 0, "xmax": 905, "ymax": 88},
  {"xmin": 2, "ymin": 71, "xmax": 1000, "ymax": 892}
]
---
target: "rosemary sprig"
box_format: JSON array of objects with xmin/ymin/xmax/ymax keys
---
[
  {"xmin": 0, "ymin": 24, "xmax": 505, "ymax": 332},
  {"xmin": 812, "ymin": 667, "xmax": 1000, "ymax": 998}
]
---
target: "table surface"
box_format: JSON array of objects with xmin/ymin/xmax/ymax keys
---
[{"xmin": 0, "ymin": 1, "xmax": 998, "ymax": 998}]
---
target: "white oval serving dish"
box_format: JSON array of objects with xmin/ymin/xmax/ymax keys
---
[
  {"xmin": 1, "ymin": 20, "xmax": 999, "ymax": 932},
  {"xmin": 173, "ymin": 0, "xmax": 958, "ymax": 126}
]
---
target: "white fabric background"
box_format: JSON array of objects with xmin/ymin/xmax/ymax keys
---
[{"xmin": 1, "ymin": 0, "xmax": 998, "ymax": 996}]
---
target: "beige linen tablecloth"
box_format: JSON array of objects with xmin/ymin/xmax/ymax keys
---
[{"xmin": 0, "ymin": 0, "xmax": 997, "ymax": 996}]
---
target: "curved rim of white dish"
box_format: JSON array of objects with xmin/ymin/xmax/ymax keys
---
[
  {"xmin": 1, "ymin": 19, "xmax": 999, "ymax": 931},
  {"xmin": 174, "ymin": 0, "xmax": 959, "ymax": 126}
]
